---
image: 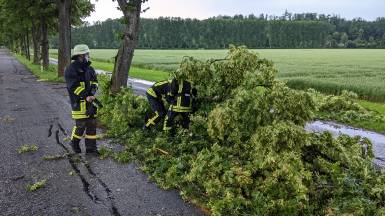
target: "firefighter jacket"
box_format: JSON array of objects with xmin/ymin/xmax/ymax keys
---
[
  {"xmin": 169, "ymin": 79, "xmax": 197, "ymax": 113},
  {"xmin": 64, "ymin": 60, "xmax": 98, "ymax": 119},
  {"xmin": 146, "ymin": 80, "xmax": 173, "ymax": 102}
]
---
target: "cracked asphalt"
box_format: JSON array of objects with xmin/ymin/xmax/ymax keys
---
[{"xmin": 0, "ymin": 49, "xmax": 204, "ymax": 216}]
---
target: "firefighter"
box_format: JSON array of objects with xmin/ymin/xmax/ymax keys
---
[
  {"xmin": 64, "ymin": 44, "xmax": 99, "ymax": 155},
  {"xmin": 163, "ymin": 79, "xmax": 197, "ymax": 132},
  {"xmin": 144, "ymin": 80, "xmax": 173, "ymax": 129}
]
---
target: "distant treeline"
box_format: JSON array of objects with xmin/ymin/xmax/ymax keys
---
[{"xmin": 50, "ymin": 12, "xmax": 385, "ymax": 49}]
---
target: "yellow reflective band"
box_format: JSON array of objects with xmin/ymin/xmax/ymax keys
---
[
  {"xmin": 178, "ymin": 81, "xmax": 184, "ymax": 94},
  {"xmin": 71, "ymin": 100, "xmax": 88, "ymax": 119},
  {"xmin": 163, "ymin": 116, "xmax": 171, "ymax": 131},
  {"xmin": 85, "ymin": 134, "xmax": 97, "ymax": 139},
  {"xmin": 177, "ymin": 96, "xmax": 181, "ymax": 107},
  {"xmin": 147, "ymin": 88, "xmax": 157, "ymax": 98},
  {"xmin": 80, "ymin": 100, "xmax": 86, "ymax": 111},
  {"xmin": 74, "ymin": 86, "xmax": 85, "ymax": 95},
  {"xmin": 170, "ymin": 105, "xmax": 192, "ymax": 112},
  {"xmin": 71, "ymin": 126, "xmax": 83, "ymax": 139},
  {"xmin": 72, "ymin": 115, "xmax": 88, "ymax": 119},
  {"xmin": 154, "ymin": 80, "xmax": 168, "ymax": 86},
  {"xmin": 72, "ymin": 111, "xmax": 84, "ymax": 114},
  {"xmin": 146, "ymin": 111, "xmax": 159, "ymax": 127}
]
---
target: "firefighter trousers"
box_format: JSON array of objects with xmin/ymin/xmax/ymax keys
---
[
  {"xmin": 163, "ymin": 110, "xmax": 190, "ymax": 131},
  {"xmin": 70, "ymin": 118, "xmax": 97, "ymax": 153},
  {"xmin": 144, "ymin": 94, "xmax": 166, "ymax": 128}
]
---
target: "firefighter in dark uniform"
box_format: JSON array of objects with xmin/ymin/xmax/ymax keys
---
[
  {"xmin": 144, "ymin": 80, "xmax": 172, "ymax": 129},
  {"xmin": 64, "ymin": 44, "xmax": 99, "ymax": 155},
  {"xmin": 163, "ymin": 79, "xmax": 197, "ymax": 131}
]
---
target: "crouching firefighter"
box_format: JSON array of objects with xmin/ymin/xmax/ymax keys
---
[
  {"xmin": 163, "ymin": 79, "xmax": 197, "ymax": 132},
  {"xmin": 144, "ymin": 80, "xmax": 173, "ymax": 129},
  {"xmin": 65, "ymin": 44, "xmax": 100, "ymax": 155}
]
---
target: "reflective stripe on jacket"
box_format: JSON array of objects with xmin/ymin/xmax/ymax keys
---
[{"xmin": 169, "ymin": 80, "xmax": 197, "ymax": 113}]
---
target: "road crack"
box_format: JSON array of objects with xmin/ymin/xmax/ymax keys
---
[{"xmin": 52, "ymin": 123, "xmax": 121, "ymax": 216}]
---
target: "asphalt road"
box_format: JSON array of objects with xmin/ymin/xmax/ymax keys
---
[{"xmin": 0, "ymin": 49, "xmax": 203, "ymax": 216}]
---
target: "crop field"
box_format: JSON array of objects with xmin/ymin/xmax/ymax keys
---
[{"xmin": 50, "ymin": 49, "xmax": 385, "ymax": 101}]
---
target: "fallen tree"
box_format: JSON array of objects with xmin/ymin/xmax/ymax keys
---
[{"xmin": 98, "ymin": 46, "xmax": 385, "ymax": 215}]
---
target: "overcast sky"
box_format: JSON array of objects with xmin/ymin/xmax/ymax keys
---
[{"xmin": 84, "ymin": 0, "xmax": 385, "ymax": 23}]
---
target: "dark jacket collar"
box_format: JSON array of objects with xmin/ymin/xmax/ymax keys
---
[{"xmin": 73, "ymin": 59, "xmax": 92, "ymax": 69}]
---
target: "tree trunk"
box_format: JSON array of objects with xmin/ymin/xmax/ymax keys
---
[
  {"xmin": 41, "ymin": 17, "xmax": 50, "ymax": 70},
  {"xmin": 26, "ymin": 31, "xmax": 31, "ymax": 61},
  {"xmin": 57, "ymin": 0, "xmax": 71, "ymax": 77},
  {"xmin": 22, "ymin": 35, "xmax": 28, "ymax": 57},
  {"xmin": 110, "ymin": 0, "xmax": 142, "ymax": 93},
  {"xmin": 32, "ymin": 23, "xmax": 41, "ymax": 64}
]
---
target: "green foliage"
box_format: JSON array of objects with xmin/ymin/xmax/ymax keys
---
[
  {"xmin": 99, "ymin": 46, "xmax": 385, "ymax": 215},
  {"xmin": 62, "ymin": 15, "xmax": 385, "ymax": 49},
  {"xmin": 98, "ymin": 75, "xmax": 149, "ymax": 138},
  {"xmin": 14, "ymin": 53, "xmax": 63, "ymax": 82},
  {"xmin": 0, "ymin": 0, "xmax": 94, "ymax": 54},
  {"xmin": 310, "ymin": 89, "xmax": 385, "ymax": 127},
  {"xmin": 17, "ymin": 144, "xmax": 39, "ymax": 154},
  {"xmin": 26, "ymin": 179, "xmax": 46, "ymax": 192}
]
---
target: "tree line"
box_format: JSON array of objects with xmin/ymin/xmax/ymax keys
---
[
  {"xmin": 56, "ymin": 12, "xmax": 385, "ymax": 49},
  {"xmin": 0, "ymin": 0, "xmax": 94, "ymax": 74},
  {"xmin": 0, "ymin": 0, "xmax": 147, "ymax": 92}
]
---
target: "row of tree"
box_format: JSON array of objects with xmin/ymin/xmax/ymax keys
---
[
  {"xmin": 0, "ymin": 0, "xmax": 147, "ymax": 92},
  {"xmin": 60, "ymin": 13, "xmax": 385, "ymax": 49},
  {"xmin": 0, "ymin": 0, "xmax": 94, "ymax": 75}
]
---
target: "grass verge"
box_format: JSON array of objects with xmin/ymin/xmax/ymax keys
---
[
  {"xmin": 354, "ymin": 100, "xmax": 385, "ymax": 133},
  {"xmin": 14, "ymin": 53, "xmax": 63, "ymax": 82},
  {"xmin": 50, "ymin": 53, "xmax": 169, "ymax": 82},
  {"xmin": 91, "ymin": 60, "xmax": 170, "ymax": 82}
]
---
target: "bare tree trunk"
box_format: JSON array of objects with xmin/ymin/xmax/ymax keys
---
[
  {"xmin": 32, "ymin": 23, "xmax": 41, "ymax": 64},
  {"xmin": 57, "ymin": 0, "xmax": 71, "ymax": 77},
  {"xmin": 41, "ymin": 17, "xmax": 50, "ymax": 70},
  {"xmin": 22, "ymin": 35, "xmax": 28, "ymax": 58},
  {"xmin": 110, "ymin": 0, "xmax": 142, "ymax": 93},
  {"xmin": 26, "ymin": 31, "xmax": 31, "ymax": 61}
]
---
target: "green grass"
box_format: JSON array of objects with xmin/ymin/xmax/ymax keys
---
[
  {"xmin": 358, "ymin": 100, "xmax": 385, "ymax": 115},
  {"xmin": 354, "ymin": 100, "xmax": 385, "ymax": 133},
  {"xmin": 50, "ymin": 52, "xmax": 169, "ymax": 82},
  {"xmin": 15, "ymin": 53, "xmax": 63, "ymax": 82},
  {"xmin": 91, "ymin": 61, "xmax": 170, "ymax": 81},
  {"xmin": 50, "ymin": 49, "xmax": 385, "ymax": 101}
]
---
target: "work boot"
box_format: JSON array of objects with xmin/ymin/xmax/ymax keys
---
[
  {"xmin": 85, "ymin": 149, "xmax": 100, "ymax": 157},
  {"xmin": 70, "ymin": 140, "xmax": 81, "ymax": 154}
]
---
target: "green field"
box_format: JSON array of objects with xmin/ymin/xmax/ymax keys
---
[{"xmin": 50, "ymin": 49, "xmax": 385, "ymax": 101}]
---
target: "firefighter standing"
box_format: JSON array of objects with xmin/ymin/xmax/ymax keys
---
[{"xmin": 65, "ymin": 44, "xmax": 99, "ymax": 155}]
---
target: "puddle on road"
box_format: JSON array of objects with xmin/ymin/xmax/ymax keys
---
[{"xmin": 305, "ymin": 121, "xmax": 385, "ymax": 168}]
